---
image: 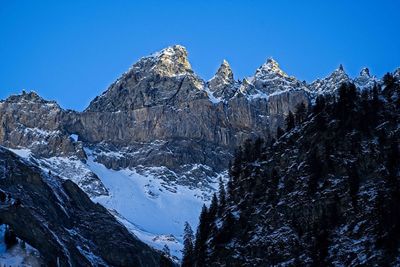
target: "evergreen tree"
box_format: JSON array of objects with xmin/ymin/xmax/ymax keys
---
[
  {"xmin": 214, "ymin": 211, "xmax": 235, "ymax": 245},
  {"xmin": 4, "ymin": 226, "xmax": 17, "ymax": 249},
  {"xmin": 348, "ymin": 165, "xmax": 360, "ymax": 209},
  {"xmin": 307, "ymin": 150, "xmax": 323, "ymax": 194},
  {"xmin": 295, "ymin": 102, "xmax": 307, "ymax": 125},
  {"xmin": 242, "ymin": 139, "xmax": 253, "ymax": 162},
  {"xmin": 229, "ymin": 149, "xmax": 243, "ymax": 182},
  {"xmin": 217, "ymin": 178, "xmax": 226, "ymax": 216},
  {"xmin": 194, "ymin": 205, "xmax": 210, "ymax": 266},
  {"xmin": 182, "ymin": 222, "xmax": 194, "ymax": 267},
  {"xmin": 285, "ymin": 111, "xmax": 295, "ymax": 131},
  {"xmin": 336, "ymin": 83, "xmax": 358, "ymax": 120},
  {"xmin": 371, "ymin": 84, "xmax": 382, "ymax": 112},
  {"xmin": 252, "ymin": 137, "xmax": 264, "ymax": 160},
  {"xmin": 0, "ymin": 191, "xmax": 6, "ymax": 202},
  {"xmin": 313, "ymin": 95, "xmax": 326, "ymax": 114},
  {"xmin": 268, "ymin": 168, "xmax": 279, "ymax": 204},
  {"xmin": 159, "ymin": 255, "xmax": 173, "ymax": 267},
  {"xmin": 209, "ymin": 193, "xmax": 218, "ymax": 220},
  {"xmin": 383, "ymin": 72, "xmax": 395, "ymax": 90},
  {"xmin": 276, "ymin": 127, "xmax": 284, "ymax": 139}
]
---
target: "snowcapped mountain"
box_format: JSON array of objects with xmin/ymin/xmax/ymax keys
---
[
  {"xmin": 0, "ymin": 44, "xmax": 396, "ymax": 264},
  {"xmin": 207, "ymin": 60, "xmax": 237, "ymax": 101},
  {"xmin": 310, "ymin": 64, "xmax": 351, "ymax": 94},
  {"xmin": 236, "ymin": 58, "xmax": 309, "ymax": 100},
  {"xmin": 310, "ymin": 64, "xmax": 380, "ymax": 95}
]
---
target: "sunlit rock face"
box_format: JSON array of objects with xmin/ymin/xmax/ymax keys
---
[
  {"xmin": 0, "ymin": 45, "xmax": 383, "ymax": 192},
  {"xmin": 86, "ymin": 45, "xmax": 204, "ymax": 112}
]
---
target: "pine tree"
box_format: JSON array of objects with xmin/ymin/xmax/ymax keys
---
[
  {"xmin": 269, "ymin": 168, "xmax": 279, "ymax": 204},
  {"xmin": 217, "ymin": 178, "xmax": 226, "ymax": 216},
  {"xmin": 4, "ymin": 226, "xmax": 17, "ymax": 249},
  {"xmin": 214, "ymin": 211, "xmax": 235, "ymax": 245},
  {"xmin": 383, "ymin": 72, "xmax": 395, "ymax": 90},
  {"xmin": 336, "ymin": 83, "xmax": 358, "ymax": 120},
  {"xmin": 182, "ymin": 222, "xmax": 194, "ymax": 267},
  {"xmin": 295, "ymin": 102, "xmax": 307, "ymax": 125},
  {"xmin": 194, "ymin": 205, "xmax": 210, "ymax": 266},
  {"xmin": 0, "ymin": 191, "xmax": 6, "ymax": 202},
  {"xmin": 276, "ymin": 127, "xmax": 284, "ymax": 139},
  {"xmin": 228, "ymin": 148, "xmax": 243, "ymax": 197},
  {"xmin": 209, "ymin": 193, "xmax": 218, "ymax": 220},
  {"xmin": 285, "ymin": 111, "xmax": 295, "ymax": 131},
  {"xmin": 242, "ymin": 139, "xmax": 254, "ymax": 162},
  {"xmin": 307, "ymin": 150, "xmax": 323, "ymax": 194},
  {"xmin": 348, "ymin": 165, "xmax": 360, "ymax": 209},
  {"xmin": 253, "ymin": 137, "xmax": 264, "ymax": 160},
  {"xmin": 313, "ymin": 95, "xmax": 326, "ymax": 114},
  {"xmin": 159, "ymin": 255, "xmax": 173, "ymax": 267}
]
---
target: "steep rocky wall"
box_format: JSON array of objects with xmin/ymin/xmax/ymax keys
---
[
  {"xmin": 0, "ymin": 92, "xmax": 85, "ymax": 159},
  {"xmin": 0, "ymin": 147, "xmax": 166, "ymax": 266}
]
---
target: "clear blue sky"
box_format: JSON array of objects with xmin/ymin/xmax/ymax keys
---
[{"xmin": 1, "ymin": 0, "xmax": 399, "ymax": 110}]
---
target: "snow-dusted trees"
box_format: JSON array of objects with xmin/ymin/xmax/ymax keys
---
[
  {"xmin": 4, "ymin": 225, "xmax": 17, "ymax": 248},
  {"xmin": 181, "ymin": 222, "xmax": 194, "ymax": 267},
  {"xmin": 295, "ymin": 102, "xmax": 307, "ymax": 125},
  {"xmin": 285, "ymin": 111, "xmax": 295, "ymax": 131}
]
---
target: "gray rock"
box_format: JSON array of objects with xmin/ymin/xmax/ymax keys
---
[{"xmin": 0, "ymin": 147, "xmax": 168, "ymax": 266}]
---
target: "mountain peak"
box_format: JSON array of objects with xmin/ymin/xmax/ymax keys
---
[
  {"xmin": 211, "ymin": 59, "xmax": 234, "ymax": 84},
  {"xmin": 255, "ymin": 57, "xmax": 288, "ymax": 78},
  {"xmin": 394, "ymin": 67, "xmax": 400, "ymax": 80},
  {"xmin": 310, "ymin": 65, "xmax": 350, "ymax": 94},
  {"xmin": 3, "ymin": 90, "xmax": 56, "ymax": 106},
  {"xmin": 207, "ymin": 59, "xmax": 236, "ymax": 100},
  {"xmin": 135, "ymin": 44, "xmax": 193, "ymax": 77},
  {"xmin": 359, "ymin": 67, "xmax": 370, "ymax": 77}
]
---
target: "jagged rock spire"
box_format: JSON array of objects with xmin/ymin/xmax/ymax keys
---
[
  {"xmin": 209, "ymin": 59, "xmax": 234, "ymax": 85},
  {"xmin": 254, "ymin": 58, "xmax": 288, "ymax": 78},
  {"xmin": 360, "ymin": 67, "xmax": 370, "ymax": 77},
  {"xmin": 354, "ymin": 67, "xmax": 377, "ymax": 90},
  {"xmin": 207, "ymin": 59, "xmax": 237, "ymax": 100}
]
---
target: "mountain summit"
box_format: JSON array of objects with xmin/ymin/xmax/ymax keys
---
[
  {"xmin": 144, "ymin": 45, "xmax": 193, "ymax": 77},
  {"xmin": 255, "ymin": 57, "xmax": 288, "ymax": 78}
]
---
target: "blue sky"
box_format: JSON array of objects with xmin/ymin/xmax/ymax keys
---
[{"xmin": 1, "ymin": 0, "xmax": 399, "ymax": 110}]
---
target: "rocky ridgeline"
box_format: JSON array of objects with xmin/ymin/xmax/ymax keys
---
[{"xmin": 0, "ymin": 45, "xmax": 384, "ymax": 196}]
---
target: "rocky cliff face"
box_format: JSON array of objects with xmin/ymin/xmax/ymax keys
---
[
  {"xmin": 0, "ymin": 46, "xmax": 380, "ymax": 188},
  {"xmin": 0, "ymin": 147, "xmax": 169, "ymax": 266},
  {"xmin": 0, "ymin": 92, "xmax": 85, "ymax": 159}
]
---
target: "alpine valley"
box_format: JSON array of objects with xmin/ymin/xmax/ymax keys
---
[{"xmin": 0, "ymin": 45, "xmax": 399, "ymax": 266}]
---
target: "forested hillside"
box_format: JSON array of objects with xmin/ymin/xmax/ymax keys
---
[{"xmin": 183, "ymin": 73, "xmax": 400, "ymax": 266}]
